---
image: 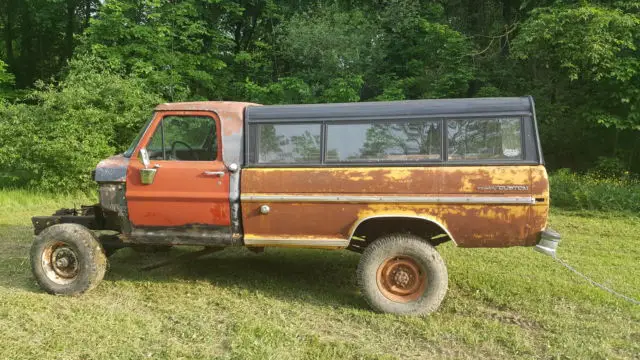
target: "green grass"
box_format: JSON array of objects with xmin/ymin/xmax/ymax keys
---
[{"xmin": 0, "ymin": 190, "xmax": 638, "ymax": 359}]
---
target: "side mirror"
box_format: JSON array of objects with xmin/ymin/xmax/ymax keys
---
[
  {"xmin": 139, "ymin": 148, "xmax": 156, "ymax": 185},
  {"xmin": 140, "ymin": 148, "xmax": 150, "ymax": 169}
]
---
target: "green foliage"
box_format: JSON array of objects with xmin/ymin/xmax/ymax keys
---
[
  {"xmin": 513, "ymin": 5, "xmax": 640, "ymax": 131},
  {"xmin": 277, "ymin": 7, "xmax": 379, "ymax": 99},
  {"xmin": 0, "ymin": 60, "xmax": 14, "ymax": 100},
  {"xmin": 0, "ymin": 55, "xmax": 162, "ymax": 191},
  {"xmin": 244, "ymin": 77, "xmax": 312, "ymax": 104},
  {"xmin": 321, "ymin": 75, "xmax": 364, "ymax": 103},
  {"xmin": 84, "ymin": 0, "xmax": 232, "ymax": 101},
  {"xmin": 0, "ymin": 60, "xmax": 14, "ymax": 87},
  {"xmin": 550, "ymin": 169, "xmax": 640, "ymax": 212},
  {"xmin": 590, "ymin": 156, "xmax": 630, "ymax": 178},
  {"xmin": 2, "ymin": 0, "xmax": 640, "ymax": 190},
  {"xmin": 391, "ymin": 20, "xmax": 474, "ymax": 99},
  {"xmin": 0, "ymin": 0, "xmax": 99, "ymax": 88}
]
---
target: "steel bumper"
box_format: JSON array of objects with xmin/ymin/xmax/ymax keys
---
[{"xmin": 534, "ymin": 227, "xmax": 561, "ymax": 257}]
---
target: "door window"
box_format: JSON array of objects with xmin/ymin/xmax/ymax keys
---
[{"xmin": 147, "ymin": 115, "xmax": 218, "ymax": 161}]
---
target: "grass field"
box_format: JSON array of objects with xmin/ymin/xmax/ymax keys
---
[{"xmin": 0, "ymin": 190, "xmax": 638, "ymax": 359}]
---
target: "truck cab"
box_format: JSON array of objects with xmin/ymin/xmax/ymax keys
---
[
  {"xmin": 94, "ymin": 102, "xmax": 250, "ymax": 247},
  {"xmin": 30, "ymin": 97, "xmax": 561, "ymax": 315}
]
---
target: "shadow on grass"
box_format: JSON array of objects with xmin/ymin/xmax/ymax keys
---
[
  {"xmin": 0, "ymin": 224, "xmax": 42, "ymax": 292},
  {"xmin": 107, "ymin": 247, "xmax": 366, "ymax": 310},
  {"xmin": 0, "ymin": 223, "xmax": 366, "ymax": 309}
]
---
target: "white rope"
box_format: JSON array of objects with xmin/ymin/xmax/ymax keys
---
[{"xmin": 553, "ymin": 256, "xmax": 640, "ymax": 305}]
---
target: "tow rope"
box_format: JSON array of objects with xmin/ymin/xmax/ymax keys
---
[{"xmin": 551, "ymin": 255, "xmax": 640, "ymax": 305}]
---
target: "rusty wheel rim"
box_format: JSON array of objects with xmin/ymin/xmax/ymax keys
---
[
  {"xmin": 376, "ymin": 256, "xmax": 427, "ymax": 303},
  {"xmin": 41, "ymin": 242, "xmax": 79, "ymax": 284}
]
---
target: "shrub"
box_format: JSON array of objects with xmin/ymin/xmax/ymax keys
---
[
  {"xmin": 0, "ymin": 56, "xmax": 162, "ymax": 191},
  {"xmin": 550, "ymin": 169, "xmax": 640, "ymax": 212}
]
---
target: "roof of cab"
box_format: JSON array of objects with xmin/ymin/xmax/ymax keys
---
[
  {"xmin": 154, "ymin": 101, "xmax": 261, "ymax": 166},
  {"xmin": 155, "ymin": 101, "xmax": 259, "ymax": 113},
  {"xmin": 245, "ymin": 97, "xmax": 534, "ymax": 123}
]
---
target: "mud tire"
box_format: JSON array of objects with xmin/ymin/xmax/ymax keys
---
[
  {"xmin": 31, "ymin": 224, "xmax": 107, "ymax": 295},
  {"xmin": 357, "ymin": 233, "xmax": 448, "ymax": 315}
]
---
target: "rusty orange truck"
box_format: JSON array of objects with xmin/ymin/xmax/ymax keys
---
[{"xmin": 30, "ymin": 97, "xmax": 560, "ymax": 315}]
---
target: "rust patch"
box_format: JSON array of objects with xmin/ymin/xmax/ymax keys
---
[
  {"xmin": 377, "ymin": 255, "xmax": 427, "ymax": 302},
  {"xmin": 94, "ymin": 154, "xmax": 130, "ymax": 182},
  {"xmin": 357, "ymin": 203, "xmax": 532, "ymax": 247},
  {"xmin": 529, "ymin": 166, "xmax": 550, "ymax": 231},
  {"xmin": 241, "ymin": 166, "xmax": 548, "ymax": 248},
  {"xmin": 155, "ymin": 101, "xmax": 258, "ymax": 113},
  {"xmin": 242, "ymin": 167, "xmax": 440, "ymax": 194},
  {"xmin": 440, "ymin": 167, "xmax": 531, "ymax": 194},
  {"xmin": 122, "ymin": 223, "xmax": 234, "ymax": 246}
]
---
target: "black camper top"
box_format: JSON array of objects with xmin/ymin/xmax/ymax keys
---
[{"xmin": 245, "ymin": 97, "xmax": 534, "ymax": 123}]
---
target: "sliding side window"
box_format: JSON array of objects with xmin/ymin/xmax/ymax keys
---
[
  {"xmin": 325, "ymin": 120, "xmax": 442, "ymax": 162},
  {"xmin": 447, "ymin": 117, "xmax": 522, "ymax": 161},
  {"xmin": 253, "ymin": 123, "xmax": 322, "ymax": 164}
]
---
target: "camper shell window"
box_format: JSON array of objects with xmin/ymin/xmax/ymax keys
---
[{"xmin": 244, "ymin": 97, "xmax": 541, "ymax": 167}]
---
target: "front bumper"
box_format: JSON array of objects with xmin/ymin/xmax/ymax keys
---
[{"xmin": 534, "ymin": 227, "xmax": 561, "ymax": 257}]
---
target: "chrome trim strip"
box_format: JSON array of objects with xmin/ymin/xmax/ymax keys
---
[
  {"xmin": 228, "ymin": 169, "xmax": 243, "ymax": 245},
  {"xmin": 244, "ymin": 238, "xmax": 349, "ymax": 247},
  {"xmin": 241, "ymin": 194, "xmax": 536, "ymax": 205}
]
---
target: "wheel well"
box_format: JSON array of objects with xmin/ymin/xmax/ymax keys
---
[{"xmin": 348, "ymin": 217, "xmax": 452, "ymax": 253}]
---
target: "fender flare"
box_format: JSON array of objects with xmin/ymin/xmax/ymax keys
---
[{"xmin": 347, "ymin": 214, "xmax": 458, "ymax": 246}]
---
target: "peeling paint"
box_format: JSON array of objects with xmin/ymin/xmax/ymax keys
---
[
  {"xmin": 94, "ymin": 155, "xmax": 130, "ymax": 183},
  {"xmin": 241, "ymin": 166, "xmax": 549, "ymax": 248}
]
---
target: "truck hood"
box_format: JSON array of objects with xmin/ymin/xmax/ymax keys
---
[{"xmin": 94, "ymin": 154, "xmax": 129, "ymax": 183}]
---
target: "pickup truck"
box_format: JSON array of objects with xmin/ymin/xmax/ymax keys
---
[{"xmin": 30, "ymin": 97, "xmax": 560, "ymax": 315}]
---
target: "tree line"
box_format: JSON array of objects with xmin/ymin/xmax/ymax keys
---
[{"xmin": 0, "ymin": 0, "xmax": 638, "ymax": 190}]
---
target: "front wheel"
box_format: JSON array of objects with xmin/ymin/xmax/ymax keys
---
[
  {"xmin": 30, "ymin": 224, "xmax": 107, "ymax": 295},
  {"xmin": 357, "ymin": 233, "xmax": 448, "ymax": 315}
]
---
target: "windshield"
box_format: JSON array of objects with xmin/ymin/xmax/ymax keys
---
[{"xmin": 123, "ymin": 115, "xmax": 154, "ymax": 158}]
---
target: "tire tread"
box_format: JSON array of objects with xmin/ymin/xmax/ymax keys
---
[{"xmin": 357, "ymin": 233, "xmax": 448, "ymax": 315}]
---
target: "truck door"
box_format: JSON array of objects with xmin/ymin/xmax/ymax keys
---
[{"xmin": 126, "ymin": 111, "xmax": 231, "ymax": 238}]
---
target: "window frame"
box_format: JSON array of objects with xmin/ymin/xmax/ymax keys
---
[
  {"xmin": 322, "ymin": 118, "xmax": 445, "ymax": 164},
  {"xmin": 142, "ymin": 112, "xmax": 222, "ymax": 162},
  {"xmin": 444, "ymin": 116, "xmax": 527, "ymax": 163},
  {"xmin": 251, "ymin": 121, "xmax": 324, "ymax": 165},
  {"xmin": 245, "ymin": 115, "xmax": 536, "ymax": 168}
]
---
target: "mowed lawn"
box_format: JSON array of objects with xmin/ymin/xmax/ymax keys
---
[{"xmin": 0, "ymin": 190, "xmax": 638, "ymax": 359}]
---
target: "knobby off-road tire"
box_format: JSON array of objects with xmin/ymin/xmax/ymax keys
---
[
  {"xmin": 30, "ymin": 224, "xmax": 107, "ymax": 295},
  {"xmin": 357, "ymin": 233, "xmax": 448, "ymax": 316}
]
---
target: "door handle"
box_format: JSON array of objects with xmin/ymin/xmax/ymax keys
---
[{"xmin": 203, "ymin": 170, "xmax": 225, "ymax": 177}]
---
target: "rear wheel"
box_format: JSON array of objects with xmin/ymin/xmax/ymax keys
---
[
  {"xmin": 357, "ymin": 233, "xmax": 448, "ymax": 315},
  {"xmin": 30, "ymin": 224, "xmax": 107, "ymax": 295}
]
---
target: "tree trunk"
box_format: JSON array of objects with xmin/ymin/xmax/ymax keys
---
[
  {"xmin": 3, "ymin": 0, "xmax": 16, "ymax": 68},
  {"xmin": 65, "ymin": 0, "xmax": 76, "ymax": 60},
  {"xmin": 84, "ymin": 0, "xmax": 91, "ymax": 29},
  {"xmin": 19, "ymin": 1, "xmax": 35, "ymax": 87},
  {"xmin": 500, "ymin": 0, "xmax": 515, "ymax": 57}
]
